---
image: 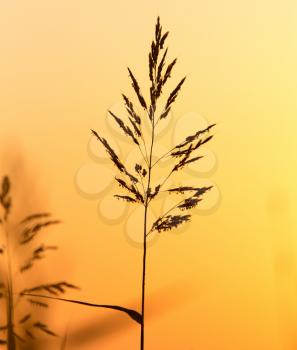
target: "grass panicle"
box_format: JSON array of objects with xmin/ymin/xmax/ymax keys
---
[{"xmin": 91, "ymin": 17, "xmax": 215, "ymax": 350}]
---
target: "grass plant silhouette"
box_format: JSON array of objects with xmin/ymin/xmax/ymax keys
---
[
  {"xmin": 0, "ymin": 175, "xmax": 78, "ymax": 349},
  {"xmin": 91, "ymin": 17, "xmax": 215, "ymax": 349}
]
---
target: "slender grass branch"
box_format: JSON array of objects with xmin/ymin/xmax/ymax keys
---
[
  {"xmin": 137, "ymin": 143, "xmax": 149, "ymax": 168},
  {"xmin": 138, "ymin": 174, "xmax": 146, "ymax": 198},
  {"xmin": 140, "ymin": 132, "xmax": 150, "ymax": 166},
  {"xmin": 151, "ymin": 147, "xmax": 175, "ymax": 169},
  {"xmin": 158, "ymin": 169, "xmax": 174, "ymax": 191}
]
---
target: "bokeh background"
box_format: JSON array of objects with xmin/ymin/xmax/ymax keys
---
[{"xmin": 1, "ymin": 0, "xmax": 297, "ymax": 349}]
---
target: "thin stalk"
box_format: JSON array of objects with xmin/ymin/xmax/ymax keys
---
[
  {"xmin": 4, "ymin": 223, "xmax": 16, "ymax": 350},
  {"xmin": 140, "ymin": 132, "xmax": 150, "ymax": 166},
  {"xmin": 158, "ymin": 169, "xmax": 174, "ymax": 192},
  {"xmin": 138, "ymin": 174, "xmax": 146, "ymax": 197},
  {"xmin": 141, "ymin": 205, "xmax": 148, "ymax": 350},
  {"xmin": 151, "ymin": 145, "xmax": 176, "ymax": 169},
  {"xmin": 137, "ymin": 143, "xmax": 149, "ymax": 168},
  {"xmin": 141, "ymin": 114, "xmax": 155, "ymax": 350}
]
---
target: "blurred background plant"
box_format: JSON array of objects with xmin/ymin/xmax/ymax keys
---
[{"xmin": 0, "ymin": 175, "xmax": 78, "ymax": 349}]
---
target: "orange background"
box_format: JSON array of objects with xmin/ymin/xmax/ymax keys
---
[{"xmin": 1, "ymin": 1, "xmax": 297, "ymax": 349}]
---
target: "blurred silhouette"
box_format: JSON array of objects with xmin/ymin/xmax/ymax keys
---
[{"xmin": 0, "ymin": 175, "xmax": 78, "ymax": 349}]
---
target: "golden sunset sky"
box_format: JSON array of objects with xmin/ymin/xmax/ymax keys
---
[{"xmin": 1, "ymin": 1, "xmax": 297, "ymax": 349}]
